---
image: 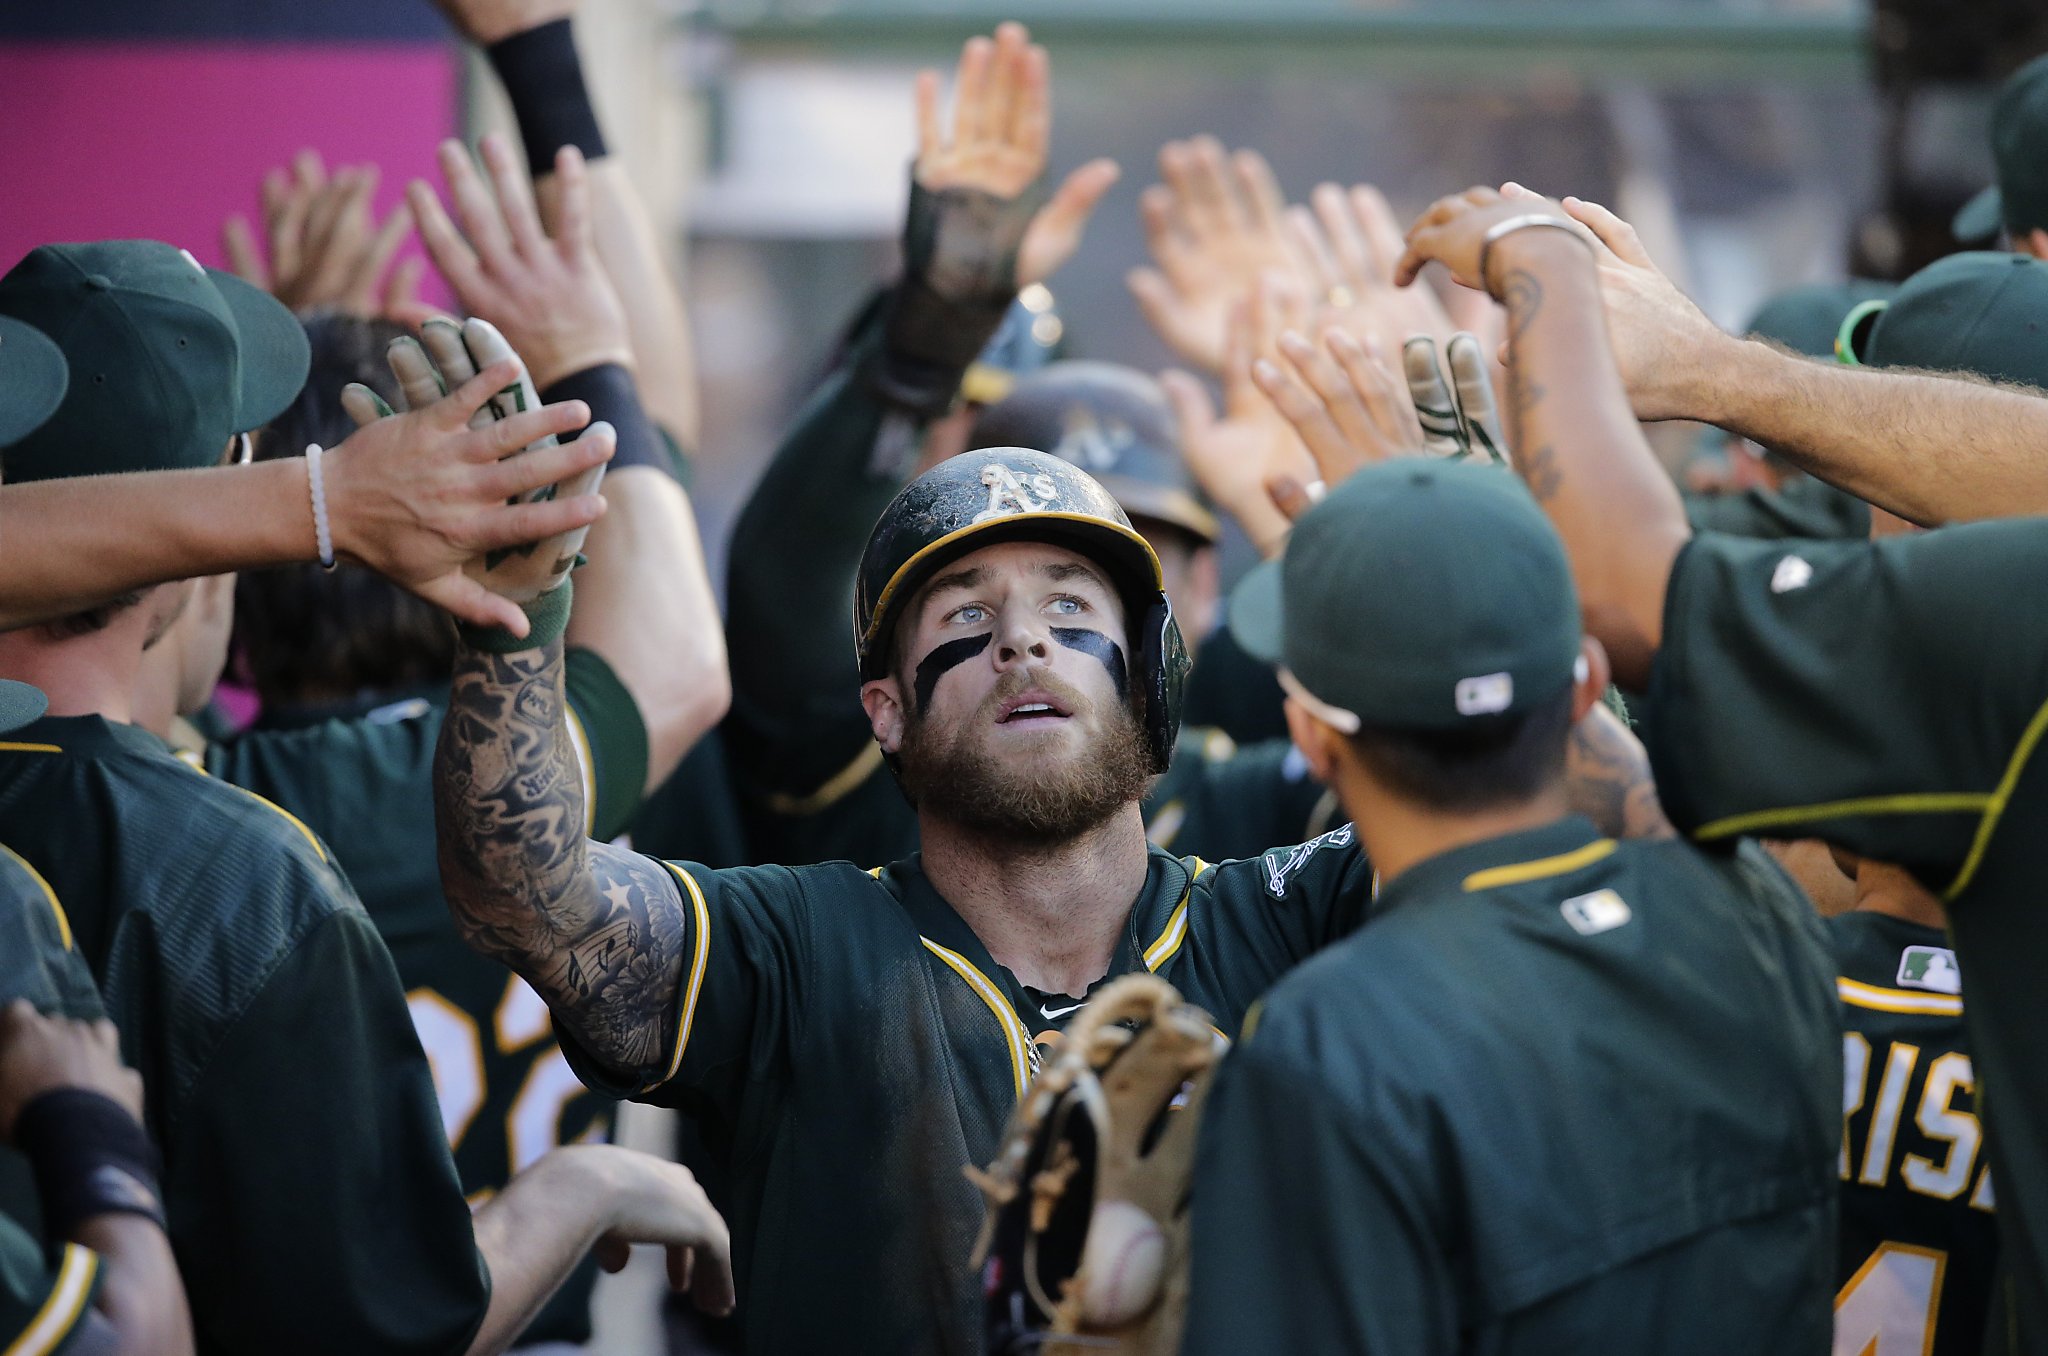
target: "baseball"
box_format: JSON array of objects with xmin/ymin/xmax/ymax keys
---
[{"xmin": 1075, "ymin": 1199, "xmax": 1167, "ymax": 1328}]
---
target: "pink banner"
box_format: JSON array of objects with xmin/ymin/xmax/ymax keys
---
[{"xmin": 0, "ymin": 42, "xmax": 458, "ymax": 286}]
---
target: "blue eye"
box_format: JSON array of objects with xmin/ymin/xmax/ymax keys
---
[
  {"xmin": 1050, "ymin": 596, "xmax": 1084, "ymax": 615},
  {"xmin": 950, "ymin": 604, "xmax": 991, "ymax": 625}
]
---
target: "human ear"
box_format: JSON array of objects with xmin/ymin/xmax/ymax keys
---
[
  {"xmin": 1282, "ymin": 696, "xmax": 1342, "ymax": 785},
  {"xmin": 862, "ymin": 678, "xmax": 908, "ymax": 754}
]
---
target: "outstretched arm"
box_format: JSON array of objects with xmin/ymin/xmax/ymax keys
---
[
  {"xmin": 1398, "ymin": 188, "xmax": 1690, "ymax": 686},
  {"xmin": 1553, "ymin": 193, "xmax": 2048, "ymax": 527},
  {"xmin": 435, "ymin": 636, "xmax": 687, "ymax": 1074},
  {"xmin": 0, "ymin": 368, "xmax": 606, "ymax": 633}
]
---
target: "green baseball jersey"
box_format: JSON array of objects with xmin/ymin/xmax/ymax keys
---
[
  {"xmin": 202, "ymin": 649, "xmax": 646, "ymax": 1348},
  {"xmin": 0, "ymin": 845, "xmax": 108, "ymax": 1356},
  {"xmin": 1829, "ymin": 910, "xmax": 1996, "ymax": 1356},
  {"xmin": 1642, "ymin": 524, "xmax": 2048, "ymax": 1347},
  {"xmin": 740, "ymin": 725, "xmax": 1333, "ymax": 871},
  {"xmin": 555, "ymin": 829, "xmax": 1372, "ymax": 1355},
  {"xmin": 1186, "ymin": 818, "xmax": 1840, "ymax": 1356},
  {"xmin": 0, "ymin": 714, "xmax": 488, "ymax": 1356},
  {"xmin": 0, "ymin": 1225, "xmax": 100, "ymax": 1356}
]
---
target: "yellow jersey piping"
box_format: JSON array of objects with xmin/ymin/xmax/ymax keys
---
[
  {"xmin": 1144, "ymin": 858, "xmax": 1208, "ymax": 970},
  {"xmin": 920, "ymin": 937, "xmax": 1031, "ymax": 1100},
  {"xmin": 0, "ymin": 742, "xmax": 60, "ymax": 754},
  {"xmin": 4, "ymin": 1243, "xmax": 97, "ymax": 1356},
  {"xmin": 0, "ymin": 845, "xmax": 71, "ymax": 951},
  {"xmin": 1946, "ymin": 691, "xmax": 2048, "ymax": 899},
  {"xmin": 1837, "ymin": 977, "xmax": 1964, "ymax": 1017},
  {"xmin": 656, "ymin": 863, "xmax": 713, "ymax": 1087},
  {"xmin": 1693, "ymin": 793, "xmax": 1990, "ymax": 844},
  {"xmin": 1462, "ymin": 838, "xmax": 1616, "ymax": 893}
]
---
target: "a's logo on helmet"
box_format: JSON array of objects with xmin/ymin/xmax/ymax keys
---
[
  {"xmin": 1052, "ymin": 409, "xmax": 1136, "ymax": 473},
  {"xmin": 973, "ymin": 463, "xmax": 1062, "ymax": 522}
]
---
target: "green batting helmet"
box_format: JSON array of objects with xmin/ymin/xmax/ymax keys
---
[{"xmin": 854, "ymin": 448, "xmax": 1190, "ymax": 774}]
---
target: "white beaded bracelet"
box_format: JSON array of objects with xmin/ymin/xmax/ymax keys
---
[{"xmin": 304, "ymin": 443, "xmax": 336, "ymax": 572}]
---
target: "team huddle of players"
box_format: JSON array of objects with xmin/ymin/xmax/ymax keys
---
[{"xmin": 3, "ymin": 2, "xmax": 2048, "ymax": 1353}]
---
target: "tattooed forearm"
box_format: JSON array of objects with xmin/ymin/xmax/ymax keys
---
[
  {"xmin": 1565, "ymin": 703, "xmax": 1674, "ymax": 842},
  {"xmin": 1500, "ymin": 269, "xmax": 1564, "ymax": 503},
  {"xmin": 434, "ymin": 638, "xmax": 688, "ymax": 1074}
]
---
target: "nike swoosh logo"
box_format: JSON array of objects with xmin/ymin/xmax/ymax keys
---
[{"xmin": 1039, "ymin": 1001, "xmax": 1085, "ymax": 1020}]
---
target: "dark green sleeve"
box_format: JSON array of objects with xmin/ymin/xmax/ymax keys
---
[
  {"xmin": 723, "ymin": 308, "xmax": 955, "ymax": 803},
  {"xmin": 563, "ymin": 647, "xmax": 650, "ymax": 842},
  {"xmin": 1644, "ymin": 524, "xmax": 2048, "ymax": 894},
  {"xmin": 0, "ymin": 849, "xmax": 102, "ymax": 1020},
  {"xmin": 164, "ymin": 909, "xmax": 487, "ymax": 1356},
  {"xmin": 1186, "ymin": 1038, "xmax": 1455, "ymax": 1356},
  {"xmin": 0, "ymin": 1225, "xmax": 103, "ymax": 1356},
  {"xmin": 1681, "ymin": 478, "xmax": 1869, "ymax": 542},
  {"xmin": 554, "ymin": 860, "xmax": 809, "ymax": 1118}
]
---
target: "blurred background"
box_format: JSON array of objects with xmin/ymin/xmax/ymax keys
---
[{"xmin": 4, "ymin": 0, "xmax": 2044, "ymax": 1348}]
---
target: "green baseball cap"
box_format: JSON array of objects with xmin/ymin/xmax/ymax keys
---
[
  {"xmin": 1853, "ymin": 251, "xmax": 2048, "ymax": 388},
  {"xmin": 1229, "ymin": 460, "xmax": 1581, "ymax": 732},
  {"xmin": 0, "ymin": 315, "xmax": 67, "ymax": 449},
  {"xmin": 1954, "ymin": 54, "xmax": 2048, "ymax": 242},
  {"xmin": 0, "ymin": 241, "xmax": 309, "ymax": 483},
  {"xmin": 0, "ymin": 681, "xmax": 47, "ymax": 735}
]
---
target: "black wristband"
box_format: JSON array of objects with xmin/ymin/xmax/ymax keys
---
[
  {"xmin": 486, "ymin": 18, "xmax": 609, "ymax": 176},
  {"xmin": 539, "ymin": 363, "xmax": 674, "ymax": 481},
  {"xmin": 14, "ymin": 1089, "xmax": 166, "ymax": 1237}
]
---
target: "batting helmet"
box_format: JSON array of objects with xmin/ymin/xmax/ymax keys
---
[
  {"xmin": 854, "ymin": 447, "xmax": 1190, "ymax": 774},
  {"xmin": 968, "ymin": 361, "xmax": 1220, "ymax": 545}
]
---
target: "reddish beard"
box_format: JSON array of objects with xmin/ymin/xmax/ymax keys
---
[{"xmin": 895, "ymin": 668, "xmax": 1151, "ymax": 843}]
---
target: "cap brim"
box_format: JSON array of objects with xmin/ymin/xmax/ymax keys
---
[
  {"xmin": 0, "ymin": 681, "xmax": 48, "ymax": 735},
  {"xmin": 0, "ymin": 316, "xmax": 68, "ymax": 450},
  {"xmin": 1226, "ymin": 559, "xmax": 1286, "ymax": 666},
  {"xmin": 1954, "ymin": 187, "xmax": 2004, "ymax": 242},
  {"xmin": 205, "ymin": 269, "xmax": 311, "ymax": 432},
  {"xmin": 1106, "ymin": 477, "xmax": 1223, "ymax": 545}
]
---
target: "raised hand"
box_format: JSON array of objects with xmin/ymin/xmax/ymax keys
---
[
  {"xmin": 1287, "ymin": 182, "xmax": 1456, "ymax": 354},
  {"xmin": 410, "ymin": 136, "xmax": 632, "ymax": 390},
  {"xmin": 323, "ymin": 358, "xmax": 612, "ymax": 631},
  {"xmin": 912, "ymin": 21, "xmax": 1119, "ymax": 290},
  {"xmin": 223, "ymin": 150, "xmax": 422, "ymax": 319},
  {"xmin": 1159, "ymin": 272, "xmax": 1318, "ymax": 557},
  {"xmin": 1251, "ymin": 325, "xmax": 1424, "ymax": 517},
  {"xmin": 1128, "ymin": 139, "xmax": 1307, "ymax": 374},
  {"xmin": 1401, "ymin": 333, "xmax": 1510, "ymax": 465}
]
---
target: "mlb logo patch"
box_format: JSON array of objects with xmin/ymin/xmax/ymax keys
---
[
  {"xmin": 1897, "ymin": 945, "xmax": 1961, "ymax": 994},
  {"xmin": 1560, "ymin": 889, "xmax": 1631, "ymax": 936}
]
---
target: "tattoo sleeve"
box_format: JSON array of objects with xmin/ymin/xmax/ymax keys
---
[
  {"xmin": 1565, "ymin": 703, "xmax": 1675, "ymax": 842},
  {"xmin": 435, "ymin": 638, "xmax": 688, "ymax": 1075}
]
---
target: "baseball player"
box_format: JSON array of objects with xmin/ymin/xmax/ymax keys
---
[
  {"xmin": 0, "ymin": 240, "xmax": 732, "ymax": 1355},
  {"xmin": 1393, "ymin": 183, "xmax": 2048, "ymax": 1352},
  {"xmin": 180, "ymin": 106, "xmax": 726, "ymax": 1343},
  {"xmin": 430, "ymin": 444, "xmax": 1458, "ymax": 1353},
  {"xmin": 0, "ymin": 817, "xmax": 188, "ymax": 1356},
  {"xmin": 1187, "ymin": 460, "xmax": 1839, "ymax": 1353},
  {"xmin": 1829, "ymin": 861, "xmax": 1996, "ymax": 1356}
]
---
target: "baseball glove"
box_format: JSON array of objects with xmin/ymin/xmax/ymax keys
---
[{"xmin": 969, "ymin": 973, "xmax": 1222, "ymax": 1356}]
